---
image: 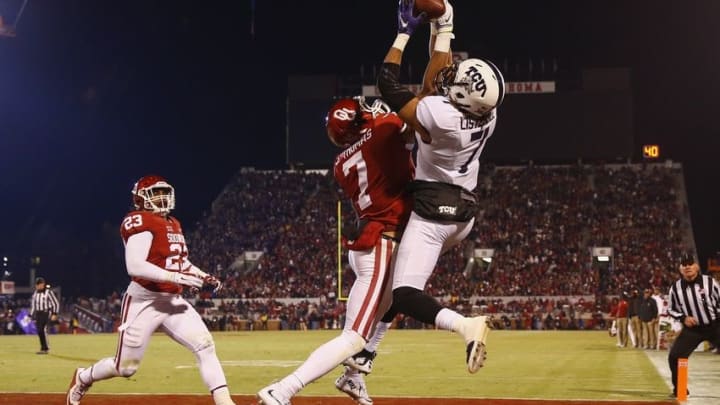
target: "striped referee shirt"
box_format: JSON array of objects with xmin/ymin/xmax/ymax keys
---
[
  {"xmin": 668, "ymin": 274, "xmax": 720, "ymax": 326},
  {"xmin": 30, "ymin": 288, "xmax": 59, "ymax": 316}
]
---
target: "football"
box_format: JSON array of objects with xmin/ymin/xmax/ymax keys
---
[{"xmin": 413, "ymin": 0, "xmax": 445, "ymax": 19}]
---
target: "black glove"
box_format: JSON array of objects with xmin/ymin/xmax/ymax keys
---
[{"xmin": 342, "ymin": 219, "xmax": 368, "ymax": 241}]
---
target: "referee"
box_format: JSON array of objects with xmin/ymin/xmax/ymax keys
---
[
  {"xmin": 30, "ymin": 277, "xmax": 59, "ymax": 354},
  {"xmin": 667, "ymin": 252, "xmax": 720, "ymax": 398}
]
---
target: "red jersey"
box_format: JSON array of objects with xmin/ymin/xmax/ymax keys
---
[
  {"xmin": 120, "ymin": 210, "xmax": 189, "ymax": 294},
  {"xmin": 333, "ymin": 113, "xmax": 414, "ymax": 250},
  {"xmin": 613, "ymin": 299, "xmax": 629, "ymax": 318}
]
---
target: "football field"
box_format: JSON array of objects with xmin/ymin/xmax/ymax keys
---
[{"xmin": 2, "ymin": 329, "xmax": 713, "ymax": 404}]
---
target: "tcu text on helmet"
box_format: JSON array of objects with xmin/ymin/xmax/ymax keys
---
[{"xmin": 464, "ymin": 65, "xmax": 487, "ymax": 96}]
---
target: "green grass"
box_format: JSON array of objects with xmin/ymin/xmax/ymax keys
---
[{"xmin": 0, "ymin": 330, "xmax": 669, "ymax": 400}]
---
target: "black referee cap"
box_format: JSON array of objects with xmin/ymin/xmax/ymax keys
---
[
  {"xmin": 679, "ymin": 252, "xmax": 696, "ymax": 266},
  {"xmin": 35, "ymin": 277, "xmax": 45, "ymax": 284}
]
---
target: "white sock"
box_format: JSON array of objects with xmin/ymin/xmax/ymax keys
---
[
  {"xmin": 278, "ymin": 373, "xmax": 304, "ymax": 398},
  {"xmin": 211, "ymin": 386, "xmax": 234, "ymax": 405},
  {"xmin": 283, "ymin": 331, "xmax": 365, "ymax": 395},
  {"xmin": 365, "ymin": 321, "xmax": 390, "ymax": 353},
  {"xmin": 80, "ymin": 357, "xmax": 118, "ymax": 384},
  {"xmin": 435, "ymin": 308, "xmax": 463, "ymax": 332}
]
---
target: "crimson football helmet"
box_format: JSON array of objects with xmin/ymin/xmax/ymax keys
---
[
  {"xmin": 326, "ymin": 96, "xmax": 391, "ymax": 147},
  {"xmin": 435, "ymin": 58, "xmax": 505, "ymax": 118},
  {"xmin": 132, "ymin": 175, "xmax": 175, "ymax": 214}
]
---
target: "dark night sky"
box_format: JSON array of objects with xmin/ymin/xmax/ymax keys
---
[{"xmin": 1, "ymin": 0, "xmax": 719, "ymax": 294}]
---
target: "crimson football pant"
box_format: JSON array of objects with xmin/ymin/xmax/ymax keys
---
[
  {"xmin": 278, "ymin": 236, "xmax": 396, "ymax": 396},
  {"xmin": 78, "ymin": 282, "xmax": 229, "ymax": 394}
]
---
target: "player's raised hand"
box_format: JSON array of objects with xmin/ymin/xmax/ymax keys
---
[
  {"xmin": 432, "ymin": 0, "xmax": 454, "ymax": 35},
  {"xmin": 398, "ymin": 0, "xmax": 425, "ymax": 36}
]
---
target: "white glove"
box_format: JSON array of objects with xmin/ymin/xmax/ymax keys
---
[
  {"xmin": 185, "ymin": 265, "xmax": 223, "ymax": 293},
  {"xmin": 167, "ymin": 271, "xmax": 204, "ymax": 289},
  {"xmin": 431, "ymin": 0, "xmax": 454, "ymax": 36}
]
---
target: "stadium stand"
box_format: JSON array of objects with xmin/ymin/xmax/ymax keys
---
[
  {"xmin": 28, "ymin": 162, "xmax": 691, "ymax": 333},
  {"xmin": 171, "ymin": 162, "xmax": 694, "ymax": 330}
]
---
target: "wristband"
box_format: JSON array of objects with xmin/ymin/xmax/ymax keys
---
[
  {"xmin": 392, "ymin": 33, "xmax": 410, "ymax": 51},
  {"xmin": 433, "ymin": 32, "xmax": 453, "ymax": 53}
]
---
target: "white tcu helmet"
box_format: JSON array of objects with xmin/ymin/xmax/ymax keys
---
[{"xmin": 436, "ymin": 58, "xmax": 505, "ymax": 117}]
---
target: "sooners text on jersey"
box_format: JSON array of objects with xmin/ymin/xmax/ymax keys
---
[
  {"xmin": 333, "ymin": 113, "xmax": 414, "ymax": 250},
  {"xmin": 120, "ymin": 210, "xmax": 189, "ymax": 293}
]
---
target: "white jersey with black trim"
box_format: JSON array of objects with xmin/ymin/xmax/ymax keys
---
[{"xmin": 415, "ymin": 95, "xmax": 497, "ymax": 192}]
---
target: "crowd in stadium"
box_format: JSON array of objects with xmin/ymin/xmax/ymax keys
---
[
  {"xmin": 188, "ymin": 169, "xmax": 338, "ymax": 299},
  {"xmin": 177, "ymin": 163, "xmax": 689, "ymax": 331},
  {"xmin": 0, "ymin": 162, "xmax": 693, "ymax": 334},
  {"xmin": 188, "ymin": 163, "xmax": 688, "ymax": 301}
]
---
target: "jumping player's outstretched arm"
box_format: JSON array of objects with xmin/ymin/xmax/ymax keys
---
[
  {"xmin": 378, "ymin": 0, "xmax": 454, "ymax": 141},
  {"xmin": 422, "ymin": 0, "xmax": 454, "ymax": 96}
]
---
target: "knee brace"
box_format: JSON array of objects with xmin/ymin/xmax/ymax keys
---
[
  {"xmin": 117, "ymin": 359, "xmax": 140, "ymax": 377},
  {"xmin": 117, "ymin": 326, "xmax": 144, "ymax": 377},
  {"xmin": 393, "ymin": 287, "xmax": 443, "ymax": 324},
  {"xmin": 191, "ymin": 332, "xmax": 215, "ymax": 353}
]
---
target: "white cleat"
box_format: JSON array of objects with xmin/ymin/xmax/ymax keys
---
[
  {"xmin": 335, "ymin": 367, "xmax": 373, "ymax": 405},
  {"xmin": 257, "ymin": 383, "xmax": 291, "ymax": 405},
  {"xmin": 463, "ymin": 315, "xmax": 490, "ymax": 373},
  {"xmin": 66, "ymin": 367, "xmax": 92, "ymax": 405}
]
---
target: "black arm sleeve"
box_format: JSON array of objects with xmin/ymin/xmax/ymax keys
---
[{"xmin": 377, "ymin": 62, "xmax": 416, "ymax": 112}]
